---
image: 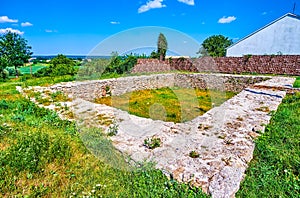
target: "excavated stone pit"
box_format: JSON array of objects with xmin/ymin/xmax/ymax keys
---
[{"xmin": 18, "ymin": 74, "xmax": 296, "ymax": 198}]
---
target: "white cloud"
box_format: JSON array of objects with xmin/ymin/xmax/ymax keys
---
[
  {"xmin": 0, "ymin": 16, "xmax": 18, "ymax": 23},
  {"xmin": 177, "ymin": 0, "xmax": 194, "ymax": 6},
  {"xmin": 21, "ymin": 22, "xmax": 33, "ymax": 27},
  {"xmin": 110, "ymin": 21, "xmax": 120, "ymax": 25},
  {"xmin": 0, "ymin": 28, "xmax": 24, "ymax": 35},
  {"xmin": 138, "ymin": 0, "xmax": 166, "ymax": 13},
  {"xmin": 218, "ymin": 16, "xmax": 236, "ymax": 24}
]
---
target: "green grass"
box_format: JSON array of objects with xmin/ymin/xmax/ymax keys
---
[
  {"xmin": 237, "ymin": 92, "xmax": 300, "ymax": 197},
  {"xmin": 0, "ymin": 77, "xmax": 208, "ymax": 197},
  {"xmin": 293, "ymin": 76, "xmax": 300, "ymax": 88},
  {"xmin": 19, "ymin": 65, "xmax": 47, "ymax": 74},
  {"xmin": 95, "ymin": 87, "xmax": 236, "ymax": 123}
]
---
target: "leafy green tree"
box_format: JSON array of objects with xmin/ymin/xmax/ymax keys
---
[
  {"xmin": 103, "ymin": 52, "xmax": 138, "ymax": 75},
  {"xmin": 157, "ymin": 33, "xmax": 168, "ymax": 61},
  {"xmin": 0, "ymin": 32, "xmax": 32, "ymax": 78},
  {"xmin": 199, "ymin": 35, "xmax": 233, "ymax": 57},
  {"xmin": 50, "ymin": 54, "xmax": 77, "ymax": 76},
  {"xmin": 35, "ymin": 54, "xmax": 77, "ymax": 77}
]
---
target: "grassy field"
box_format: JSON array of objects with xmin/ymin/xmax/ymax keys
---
[
  {"xmin": 236, "ymin": 77, "xmax": 300, "ymax": 197},
  {"xmin": 95, "ymin": 87, "xmax": 236, "ymax": 123},
  {"xmin": 0, "ymin": 76, "xmax": 208, "ymax": 197},
  {"xmin": 7, "ymin": 64, "xmax": 47, "ymax": 76},
  {"xmin": 19, "ymin": 64, "xmax": 47, "ymax": 74}
]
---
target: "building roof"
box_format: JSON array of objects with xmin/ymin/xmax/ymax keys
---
[{"xmin": 227, "ymin": 13, "xmax": 300, "ymax": 49}]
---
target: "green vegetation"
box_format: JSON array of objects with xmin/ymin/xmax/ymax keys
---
[
  {"xmin": 157, "ymin": 33, "xmax": 168, "ymax": 61},
  {"xmin": 0, "ymin": 77, "xmax": 208, "ymax": 197},
  {"xmin": 77, "ymin": 54, "xmax": 146, "ymax": 80},
  {"xmin": 105, "ymin": 53, "xmax": 138, "ymax": 74},
  {"xmin": 0, "ymin": 32, "xmax": 32, "ymax": 79},
  {"xmin": 198, "ymin": 35, "xmax": 233, "ymax": 57},
  {"xmin": 293, "ymin": 76, "xmax": 300, "ymax": 88},
  {"xmin": 19, "ymin": 65, "xmax": 46, "ymax": 74},
  {"xmin": 144, "ymin": 137, "xmax": 162, "ymax": 149},
  {"xmin": 95, "ymin": 87, "xmax": 236, "ymax": 123},
  {"xmin": 189, "ymin": 151, "xmax": 200, "ymax": 158},
  {"xmin": 35, "ymin": 54, "xmax": 77, "ymax": 77},
  {"xmin": 237, "ymin": 92, "xmax": 300, "ymax": 197}
]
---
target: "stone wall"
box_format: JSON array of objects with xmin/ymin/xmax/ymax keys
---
[
  {"xmin": 132, "ymin": 55, "xmax": 300, "ymax": 75},
  {"xmin": 50, "ymin": 74, "xmax": 268, "ymax": 101}
]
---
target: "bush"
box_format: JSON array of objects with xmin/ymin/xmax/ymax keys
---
[
  {"xmin": 6, "ymin": 67, "xmax": 21, "ymax": 77},
  {"xmin": 34, "ymin": 54, "xmax": 77, "ymax": 77},
  {"xmin": 0, "ymin": 69, "xmax": 9, "ymax": 79},
  {"xmin": 144, "ymin": 136, "xmax": 161, "ymax": 149},
  {"xmin": 104, "ymin": 53, "xmax": 138, "ymax": 75}
]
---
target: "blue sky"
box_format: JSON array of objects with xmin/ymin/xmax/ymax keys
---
[{"xmin": 1, "ymin": 0, "xmax": 298, "ymax": 56}]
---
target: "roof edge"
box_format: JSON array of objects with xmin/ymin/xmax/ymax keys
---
[{"xmin": 227, "ymin": 13, "xmax": 300, "ymax": 50}]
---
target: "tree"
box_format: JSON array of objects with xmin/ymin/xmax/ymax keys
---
[
  {"xmin": 199, "ymin": 35, "xmax": 233, "ymax": 57},
  {"xmin": 0, "ymin": 32, "xmax": 32, "ymax": 78},
  {"xmin": 35, "ymin": 54, "xmax": 77, "ymax": 77},
  {"xmin": 157, "ymin": 33, "xmax": 168, "ymax": 61},
  {"xmin": 105, "ymin": 52, "xmax": 138, "ymax": 74}
]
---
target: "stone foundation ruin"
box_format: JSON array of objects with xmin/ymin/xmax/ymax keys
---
[{"xmin": 19, "ymin": 73, "xmax": 296, "ymax": 197}]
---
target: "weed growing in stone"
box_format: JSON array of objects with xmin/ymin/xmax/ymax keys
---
[
  {"xmin": 107, "ymin": 121, "xmax": 119, "ymax": 136},
  {"xmin": 189, "ymin": 151, "xmax": 200, "ymax": 158},
  {"xmin": 144, "ymin": 136, "xmax": 162, "ymax": 149}
]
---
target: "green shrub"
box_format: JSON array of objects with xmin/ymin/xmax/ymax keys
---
[
  {"xmin": 0, "ymin": 99, "xmax": 9, "ymax": 109},
  {"xmin": 0, "ymin": 69, "xmax": 9, "ymax": 80},
  {"xmin": 144, "ymin": 136, "xmax": 161, "ymax": 149},
  {"xmin": 34, "ymin": 54, "xmax": 77, "ymax": 77},
  {"xmin": 6, "ymin": 67, "xmax": 21, "ymax": 77}
]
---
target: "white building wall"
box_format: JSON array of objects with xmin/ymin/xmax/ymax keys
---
[{"xmin": 227, "ymin": 15, "xmax": 300, "ymax": 57}]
